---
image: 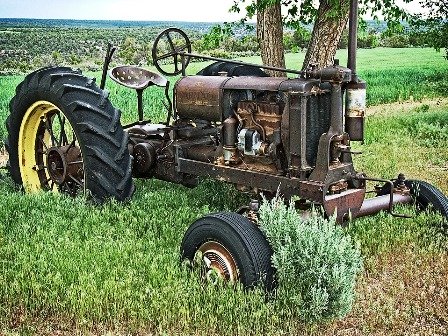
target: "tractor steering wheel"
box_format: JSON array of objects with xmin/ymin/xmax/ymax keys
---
[{"xmin": 152, "ymin": 28, "xmax": 192, "ymax": 76}]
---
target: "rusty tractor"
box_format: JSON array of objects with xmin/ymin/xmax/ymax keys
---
[{"xmin": 6, "ymin": 0, "xmax": 447, "ymax": 289}]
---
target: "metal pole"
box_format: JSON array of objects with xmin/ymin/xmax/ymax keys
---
[
  {"xmin": 357, "ymin": 194, "xmax": 412, "ymax": 218},
  {"xmin": 348, "ymin": 0, "xmax": 358, "ymax": 82},
  {"xmin": 100, "ymin": 43, "xmax": 116, "ymax": 90}
]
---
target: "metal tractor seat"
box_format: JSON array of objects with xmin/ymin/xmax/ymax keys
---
[
  {"xmin": 109, "ymin": 66, "xmax": 169, "ymax": 123},
  {"xmin": 109, "ymin": 65, "xmax": 168, "ymax": 89}
]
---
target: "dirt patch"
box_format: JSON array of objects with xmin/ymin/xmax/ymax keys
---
[
  {"xmin": 367, "ymin": 98, "xmax": 448, "ymax": 116},
  {"xmin": 319, "ymin": 248, "xmax": 448, "ymax": 336}
]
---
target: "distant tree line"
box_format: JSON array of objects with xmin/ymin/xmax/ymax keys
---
[{"xmin": 0, "ymin": 20, "xmax": 443, "ymax": 75}]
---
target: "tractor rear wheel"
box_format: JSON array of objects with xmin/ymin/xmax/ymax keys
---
[
  {"xmin": 181, "ymin": 212, "xmax": 275, "ymax": 290},
  {"xmin": 6, "ymin": 66, "xmax": 134, "ymax": 202}
]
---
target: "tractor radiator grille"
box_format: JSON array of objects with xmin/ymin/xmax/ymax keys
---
[{"xmin": 306, "ymin": 93, "xmax": 332, "ymax": 166}]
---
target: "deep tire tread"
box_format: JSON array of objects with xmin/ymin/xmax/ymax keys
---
[
  {"xmin": 6, "ymin": 66, "xmax": 134, "ymax": 202},
  {"xmin": 181, "ymin": 212, "xmax": 275, "ymax": 290}
]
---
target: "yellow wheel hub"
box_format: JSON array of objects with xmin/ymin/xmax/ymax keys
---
[{"xmin": 18, "ymin": 100, "xmax": 84, "ymax": 194}]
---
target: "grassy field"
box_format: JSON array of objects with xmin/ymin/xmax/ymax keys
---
[{"xmin": 0, "ymin": 47, "xmax": 447, "ymax": 335}]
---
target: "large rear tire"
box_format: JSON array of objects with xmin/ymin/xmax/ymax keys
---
[
  {"xmin": 181, "ymin": 212, "xmax": 275, "ymax": 290},
  {"xmin": 6, "ymin": 66, "xmax": 134, "ymax": 202}
]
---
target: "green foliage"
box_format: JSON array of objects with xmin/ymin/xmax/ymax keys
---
[
  {"xmin": 397, "ymin": 108, "xmax": 448, "ymax": 147},
  {"xmin": 259, "ymin": 198, "xmax": 363, "ymax": 323},
  {"xmin": 283, "ymin": 26, "xmax": 311, "ymax": 52},
  {"xmin": 409, "ymin": 1, "xmax": 448, "ymax": 59},
  {"xmin": 0, "ymin": 22, "xmax": 201, "ymax": 74},
  {"xmin": 380, "ymin": 33, "xmax": 410, "ymax": 48},
  {"xmin": 193, "ymin": 23, "xmax": 259, "ymax": 57},
  {"xmin": 200, "ymin": 24, "xmax": 233, "ymax": 51}
]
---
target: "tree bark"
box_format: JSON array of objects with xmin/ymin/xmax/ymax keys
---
[
  {"xmin": 302, "ymin": 0, "xmax": 350, "ymax": 71},
  {"xmin": 257, "ymin": 0, "xmax": 286, "ymax": 77}
]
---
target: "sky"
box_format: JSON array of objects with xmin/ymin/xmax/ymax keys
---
[
  {"xmin": 0, "ymin": 0, "xmax": 424, "ymax": 22},
  {"xmin": 0, "ymin": 0, "xmax": 243, "ymax": 22}
]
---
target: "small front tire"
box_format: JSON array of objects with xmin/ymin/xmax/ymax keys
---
[{"xmin": 181, "ymin": 212, "xmax": 275, "ymax": 290}]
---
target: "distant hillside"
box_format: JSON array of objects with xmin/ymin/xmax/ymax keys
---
[{"xmin": 0, "ymin": 18, "xmax": 217, "ymax": 32}]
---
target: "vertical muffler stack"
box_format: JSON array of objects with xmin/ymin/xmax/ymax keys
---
[{"xmin": 345, "ymin": 81, "xmax": 366, "ymax": 142}]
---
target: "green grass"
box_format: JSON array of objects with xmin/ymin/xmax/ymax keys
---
[
  {"xmin": 0, "ymin": 47, "xmax": 447, "ymax": 334},
  {"xmin": 237, "ymin": 48, "xmax": 448, "ymax": 105}
]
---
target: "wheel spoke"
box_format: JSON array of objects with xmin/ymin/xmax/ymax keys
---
[
  {"xmin": 166, "ymin": 33, "xmax": 176, "ymax": 52},
  {"xmin": 38, "ymin": 135, "xmax": 49, "ymax": 153},
  {"xmin": 62, "ymin": 181, "xmax": 76, "ymax": 196},
  {"xmin": 65, "ymin": 136, "xmax": 77, "ymax": 154},
  {"xmin": 174, "ymin": 55, "xmax": 179, "ymax": 72},
  {"xmin": 175, "ymin": 44, "xmax": 189, "ymax": 52},
  {"xmin": 68, "ymin": 174, "xmax": 83, "ymax": 187},
  {"xmin": 44, "ymin": 117, "xmax": 58, "ymax": 147},
  {"xmin": 57, "ymin": 113, "xmax": 69, "ymax": 146},
  {"xmin": 156, "ymin": 50, "xmax": 178, "ymax": 61},
  {"xmin": 67, "ymin": 160, "xmax": 83, "ymax": 165}
]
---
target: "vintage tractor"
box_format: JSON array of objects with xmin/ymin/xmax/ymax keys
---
[{"xmin": 5, "ymin": 0, "xmax": 447, "ymax": 289}]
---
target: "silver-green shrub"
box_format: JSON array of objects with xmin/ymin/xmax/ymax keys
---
[{"xmin": 259, "ymin": 197, "xmax": 363, "ymax": 323}]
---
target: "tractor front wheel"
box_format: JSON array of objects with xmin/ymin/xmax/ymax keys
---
[
  {"xmin": 181, "ymin": 212, "xmax": 275, "ymax": 290},
  {"xmin": 6, "ymin": 67, "xmax": 134, "ymax": 202}
]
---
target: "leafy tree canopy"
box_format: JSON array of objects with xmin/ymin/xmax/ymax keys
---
[
  {"xmin": 410, "ymin": 0, "xmax": 448, "ymax": 59},
  {"xmin": 230, "ymin": 0, "xmax": 413, "ymax": 28}
]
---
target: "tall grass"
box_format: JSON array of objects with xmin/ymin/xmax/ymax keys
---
[{"xmin": 0, "ymin": 47, "xmax": 447, "ymax": 334}]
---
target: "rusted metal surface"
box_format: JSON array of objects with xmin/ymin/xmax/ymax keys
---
[
  {"xmin": 177, "ymin": 157, "xmax": 301, "ymax": 198},
  {"xmin": 236, "ymin": 101, "xmax": 282, "ymax": 139},
  {"xmin": 354, "ymin": 175, "xmax": 413, "ymax": 218},
  {"xmin": 223, "ymin": 117, "xmax": 238, "ymax": 146},
  {"xmin": 109, "ymin": 66, "xmax": 168, "ymax": 89},
  {"xmin": 323, "ymin": 188, "xmax": 365, "ymax": 222},
  {"xmin": 46, "ymin": 145, "xmax": 82, "ymax": 186},
  {"xmin": 175, "ymin": 76, "xmax": 230, "ymax": 121},
  {"xmin": 345, "ymin": 81, "xmax": 366, "ymax": 141},
  {"xmin": 331, "ymin": 83, "xmax": 344, "ymax": 134},
  {"xmin": 133, "ymin": 142, "xmax": 156, "ymax": 174},
  {"xmin": 357, "ymin": 194, "xmax": 413, "ymax": 218},
  {"xmin": 224, "ymin": 76, "xmax": 287, "ymax": 91},
  {"xmin": 185, "ymin": 144, "xmax": 218, "ymax": 163},
  {"xmin": 348, "ymin": 0, "xmax": 359, "ymax": 82},
  {"xmin": 306, "ymin": 64, "xmax": 352, "ymax": 83},
  {"xmin": 298, "ymin": 180, "xmax": 326, "ymax": 203},
  {"xmin": 198, "ymin": 241, "xmax": 239, "ymax": 283}
]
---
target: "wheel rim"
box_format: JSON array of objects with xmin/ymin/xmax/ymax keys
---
[
  {"xmin": 197, "ymin": 241, "xmax": 239, "ymax": 284},
  {"xmin": 18, "ymin": 100, "xmax": 85, "ymax": 195}
]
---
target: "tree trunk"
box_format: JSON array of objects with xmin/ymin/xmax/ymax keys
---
[
  {"xmin": 257, "ymin": 0, "xmax": 285, "ymax": 77},
  {"xmin": 302, "ymin": 0, "xmax": 350, "ymax": 71}
]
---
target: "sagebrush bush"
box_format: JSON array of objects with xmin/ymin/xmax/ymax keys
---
[{"xmin": 259, "ymin": 197, "xmax": 363, "ymax": 324}]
